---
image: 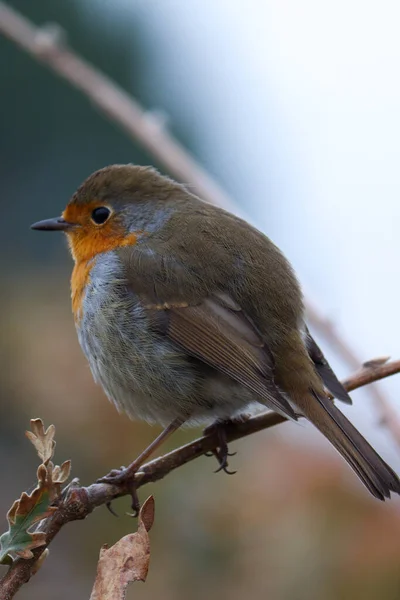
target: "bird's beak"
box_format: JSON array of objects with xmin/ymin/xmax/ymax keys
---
[{"xmin": 30, "ymin": 217, "xmax": 75, "ymax": 232}]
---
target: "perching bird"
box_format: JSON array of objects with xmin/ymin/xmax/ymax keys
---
[{"xmin": 31, "ymin": 164, "xmax": 400, "ymax": 509}]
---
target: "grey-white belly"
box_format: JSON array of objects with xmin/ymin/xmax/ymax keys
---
[{"xmin": 76, "ymin": 254, "xmax": 260, "ymax": 426}]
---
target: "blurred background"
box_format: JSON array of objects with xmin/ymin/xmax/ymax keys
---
[{"xmin": 1, "ymin": 0, "xmax": 400, "ymax": 598}]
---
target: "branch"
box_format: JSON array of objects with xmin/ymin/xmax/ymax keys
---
[
  {"xmin": 0, "ymin": 2, "xmax": 233, "ymax": 212},
  {"xmin": 343, "ymin": 357, "xmax": 400, "ymax": 448},
  {"xmin": 0, "ymin": 5, "xmax": 393, "ymax": 383},
  {"xmin": 306, "ymin": 299, "xmax": 400, "ymax": 449},
  {"xmin": 1, "ymin": 358, "xmax": 400, "ymax": 599},
  {"xmin": 1, "ymin": 1, "xmax": 397, "ymax": 367}
]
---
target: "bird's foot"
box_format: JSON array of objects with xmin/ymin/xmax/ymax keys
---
[
  {"xmin": 97, "ymin": 419, "xmax": 184, "ymax": 516},
  {"xmin": 203, "ymin": 420, "xmax": 237, "ymax": 475},
  {"xmin": 97, "ymin": 464, "xmax": 142, "ymax": 517}
]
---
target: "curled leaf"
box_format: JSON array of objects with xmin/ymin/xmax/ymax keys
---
[
  {"xmin": 44, "ymin": 460, "xmax": 72, "ymax": 501},
  {"xmin": 90, "ymin": 496, "xmax": 155, "ymax": 600},
  {"xmin": 0, "ymin": 480, "xmax": 55, "ymax": 562},
  {"xmin": 52, "ymin": 460, "xmax": 71, "ymax": 485},
  {"xmin": 0, "ymin": 418, "xmax": 72, "ymax": 564},
  {"xmin": 25, "ymin": 419, "xmax": 56, "ymax": 464}
]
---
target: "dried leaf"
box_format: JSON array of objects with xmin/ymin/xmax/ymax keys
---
[
  {"xmin": 52, "ymin": 460, "xmax": 72, "ymax": 485},
  {"xmin": 0, "ymin": 418, "xmax": 71, "ymax": 564},
  {"xmin": 90, "ymin": 496, "xmax": 155, "ymax": 600},
  {"xmin": 44, "ymin": 460, "xmax": 72, "ymax": 500},
  {"xmin": 0, "ymin": 477, "xmax": 55, "ymax": 562},
  {"xmin": 25, "ymin": 419, "xmax": 56, "ymax": 464}
]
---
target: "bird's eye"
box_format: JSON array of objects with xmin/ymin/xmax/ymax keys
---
[{"xmin": 91, "ymin": 206, "xmax": 111, "ymax": 225}]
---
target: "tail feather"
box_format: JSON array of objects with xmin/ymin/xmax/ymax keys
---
[
  {"xmin": 305, "ymin": 329, "xmax": 352, "ymax": 405},
  {"xmin": 304, "ymin": 391, "xmax": 400, "ymax": 500}
]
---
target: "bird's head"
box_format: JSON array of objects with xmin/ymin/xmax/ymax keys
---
[{"xmin": 31, "ymin": 164, "xmax": 185, "ymax": 262}]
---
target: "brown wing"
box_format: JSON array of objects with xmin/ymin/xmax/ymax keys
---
[
  {"xmin": 305, "ymin": 327, "xmax": 352, "ymax": 404},
  {"xmin": 149, "ymin": 294, "xmax": 297, "ymax": 420},
  {"xmin": 118, "ymin": 244, "xmax": 295, "ymax": 418}
]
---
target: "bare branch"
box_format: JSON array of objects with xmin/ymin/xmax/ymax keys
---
[
  {"xmin": 1, "ymin": 358, "xmax": 399, "ymax": 599},
  {"xmin": 307, "ymin": 300, "xmax": 400, "ymax": 449},
  {"xmin": 0, "ymin": 2, "xmax": 233, "ymax": 211},
  {"xmin": 1, "ymin": 1, "xmax": 397, "ymax": 376},
  {"xmin": 344, "ymin": 358, "xmax": 400, "ymax": 448},
  {"xmin": 1, "ymin": 4, "xmax": 394, "ymax": 384}
]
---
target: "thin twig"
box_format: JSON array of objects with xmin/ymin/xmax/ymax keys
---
[
  {"xmin": 306, "ymin": 300, "xmax": 400, "ymax": 449},
  {"xmin": 1, "ymin": 359, "xmax": 400, "ymax": 599},
  {"xmin": 344, "ymin": 357, "xmax": 400, "ymax": 448},
  {"xmin": 0, "ymin": 2, "xmax": 233, "ymax": 211}
]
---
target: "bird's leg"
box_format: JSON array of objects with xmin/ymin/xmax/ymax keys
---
[
  {"xmin": 98, "ymin": 417, "xmax": 184, "ymax": 515},
  {"xmin": 203, "ymin": 419, "xmax": 237, "ymax": 475}
]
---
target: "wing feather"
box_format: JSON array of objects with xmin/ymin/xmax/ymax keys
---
[
  {"xmin": 152, "ymin": 297, "xmax": 297, "ymax": 420},
  {"xmin": 305, "ymin": 327, "xmax": 352, "ymax": 404}
]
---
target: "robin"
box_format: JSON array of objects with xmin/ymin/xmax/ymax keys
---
[{"xmin": 31, "ymin": 164, "xmax": 400, "ymax": 511}]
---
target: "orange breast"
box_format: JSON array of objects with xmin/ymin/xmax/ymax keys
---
[
  {"xmin": 71, "ymin": 259, "xmax": 94, "ymax": 323},
  {"xmin": 67, "ymin": 224, "xmax": 141, "ymax": 322}
]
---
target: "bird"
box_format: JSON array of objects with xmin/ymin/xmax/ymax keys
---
[{"xmin": 31, "ymin": 164, "xmax": 400, "ymax": 510}]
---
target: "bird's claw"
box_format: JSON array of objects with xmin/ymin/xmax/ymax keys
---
[
  {"xmin": 214, "ymin": 464, "xmax": 237, "ymax": 475},
  {"xmin": 106, "ymin": 501, "xmax": 119, "ymax": 517},
  {"xmin": 212, "ymin": 445, "xmax": 237, "ymax": 475},
  {"xmin": 203, "ymin": 420, "xmax": 237, "ymax": 475},
  {"xmin": 125, "ymin": 479, "xmax": 141, "ymax": 517},
  {"xmin": 97, "ymin": 466, "xmax": 140, "ymax": 517},
  {"xmin": 99, "ymin": 465, "xmax": 126, "ymax": 483},
  {"xmin": 204, "ymin": 450, "xmax": 236, "ymax": 458}
]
